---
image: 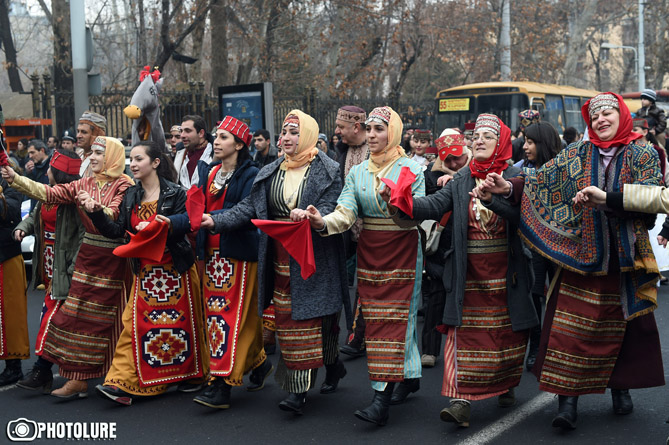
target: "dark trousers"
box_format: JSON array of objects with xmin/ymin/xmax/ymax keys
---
[{"xmin": 421, "ymin": 275, "xmax": 446, "ymax": 357}]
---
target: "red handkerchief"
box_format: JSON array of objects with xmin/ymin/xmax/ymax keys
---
[
  {"xmin": 186, "ymin": 185, "xmax": 206, "ymax": 231},
  {"xmin": 380, "ymin": 166, "xmax": 416, "ymax": 218},
  {"xmin": 251, "ymin": 218, "xmax": 316, "ymax": 280},
  {"xmin": 113, "ymin": 219, "xmax": 168, "ymax": 263},
  {"xmin": 0, "ymin": 149, "xmax": 9, "ymax": 167}
]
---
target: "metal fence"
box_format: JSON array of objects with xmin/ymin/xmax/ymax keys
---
[{"xmin": 32, "ymin": 77, "xmax": 435, "ymax": 141}]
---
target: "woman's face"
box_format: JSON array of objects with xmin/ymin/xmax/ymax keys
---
[
  {"xmin": 129, "ymin": 145, "xmax": 159, "ymax": 181},
  {"xmin": 213, "ymin": 129, "xmax": 241, "ymax": 163},
  {"xmin": 366, "ymin": 122, "xmax": 389, "ymax": 154},
  {"xmin": 411, "ymin": 136, "xmax": 430, "ymax": 156},
  {"xmin": 88, "ymin": 148, "xmax": 106, "ymax": 173},
  {"xmin": 280, "ymin": 125, "xmax": 300, "ymax": 156},
  {"xmin": 332, "ymin": 135, "xmax": 340, "ymax": 145},
  {"xmin": 523, "ymin": 138, "xmax": 537, "ymax": 162},
  {"xmin": 17, "ymin": 141, "xmax": 25, "ymax": 151},
  {"xmin": 472, "ymin": 131, "xmax": 498, "ymax": 162},
  {"xmin": 590, "ymin": 108, "xmax": 620, "ymax": 142}
]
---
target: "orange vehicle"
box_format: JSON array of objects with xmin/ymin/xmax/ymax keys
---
[{"xmin": 1, "ymin": 118, "xmax": 53, "ymax": 150}]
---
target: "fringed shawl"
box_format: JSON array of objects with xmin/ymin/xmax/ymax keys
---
[{"xmin": 519, "ymin": 140, "xmax": 661, "ymax": 320}]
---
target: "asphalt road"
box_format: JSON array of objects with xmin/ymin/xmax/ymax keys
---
[{"xmin": 2, "ymin": 280, "xmax": 669, "ymax": 444}]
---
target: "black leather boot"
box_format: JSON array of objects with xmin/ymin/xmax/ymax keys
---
[
  {"xmin": 194, "ymin": 379, "xmax": 232, "ymax": 409},
  {"xmin": 552, "ymin": 395, "xmax": 578, "ymax": 430},
  {"xmin": 0, "ymin": 359, "xmax": 23, "ymax": 386},
  {"xmin": 278, "ymin": 392, "xmax": 307, "ymax": 415},
  {"xmin": 247, "ymin": 358, "xmax": 274, "ymax": 392},
  {"xmin": 390, "ymin": 378, "xmax": 420, "ymax": 405},
  {"xmin": 320, "ymin": 359, "xmax": 347, "ymax": 394},
  {"xmin": 611, "ymin": 389, "xmax": 633, "ymax": 415},
  {"xmin": 16, "ymin": 365, "xmax": 53, "ymax": 393},
  {"xmin": 354, "ymin": 382, "xmax": 396, "ymax": 426}
]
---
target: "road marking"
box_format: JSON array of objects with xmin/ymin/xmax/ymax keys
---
[{"xmin": 455, "ymin": 392, "xmax": 554, "ymax": 445}]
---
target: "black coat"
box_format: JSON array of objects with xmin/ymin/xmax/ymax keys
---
[
  {"xmin": 211, "ymin": 151, "xmax": 352, "ymax": 327},
  {"xmin": 0, "ymin": 179, "xmax": 22, "ymax": 263},
  {"xmin": 170, "ymin": 158, "xmax": 260, "ymax": 262},
  {"xmin": 406, "ymin": 166, "xmax": 538, "ymax": 331},
  {"xmin": 88, "ymin": 177, "xmax": 194, "ymax": 275}
]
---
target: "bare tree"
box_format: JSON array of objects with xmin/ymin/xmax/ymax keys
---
[{"xmin": 0, "ymin": 0, "xmax": 23, "ymax": 91}]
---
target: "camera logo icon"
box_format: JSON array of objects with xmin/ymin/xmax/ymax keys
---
[{"xmin": 6, "ymin": 418, "xmax": 38, "ymax": 442}]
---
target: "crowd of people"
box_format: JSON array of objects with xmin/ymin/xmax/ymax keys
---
[{"xmin": 0, "ymin": 90, "xmax": 667, "ymax": 431}]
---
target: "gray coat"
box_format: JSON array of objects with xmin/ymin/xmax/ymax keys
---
[
  {"xmin": 408, "ymin": 166, "xmax": 538, "ymax": 331},
  {"xmin": 212, "ymin": 151, "xmax": 352, "ymax": 327}
]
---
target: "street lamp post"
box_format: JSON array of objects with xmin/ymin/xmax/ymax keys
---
[{"xmin": 600, "ymin": 42, "xmax": 641, "ymax": 91}]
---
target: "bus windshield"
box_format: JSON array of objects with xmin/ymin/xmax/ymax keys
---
[{"xmin": 435, "ymin": 93, "xmax": 529, "ymax": 133}]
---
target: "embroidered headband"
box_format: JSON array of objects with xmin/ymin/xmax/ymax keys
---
[
  {"xmin": 413, "ymin": 129, "xmax": 432, "ymax": 141},
  {"xmin": 588, "ymin": 93, "xmax": 619, "ymax": 117},
  {"xmin": 633, "ymin": 118, "xmax": 649, "ymax": 129},
  {"xmin": 217, "ymin": 115, "xmax": 252, "ymax": 147},
  {"xmin": 169, "ymin": 125, "xmax": 181, "ymax": 133},
  {"xmin": 336, "ymin": 106, "xmax": 366, "ymax": 124},
  {"xmin": 92, "ymin": 136, "xmax": 107, "ymax": 152},
  {"xmin": 518, "ymin": 109, "xmax": 540, "ymax": 128},
  {"xmin": 50, "ymin": 150, "xmax": 82, "ymax": 176},
  {"xmin": 365, "ymin": 107, "xmax": 392, "ymax": 126},
  {"xmin": 435, "ymin": 133, "xmax": 466, "ymax": 160},
  {"xmin": 283, "ymin": 115, "xmax": 300, "ymax": 128},
  {"xmin": 474, "ymin": 113, "xmax": 501, "ymax": 137}
]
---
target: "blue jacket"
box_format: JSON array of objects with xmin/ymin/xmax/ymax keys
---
[{"xmin": 171, "ymin": 158, "xmax": 260, "ymax": 262}]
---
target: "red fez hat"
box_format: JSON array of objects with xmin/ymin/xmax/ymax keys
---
[
  {"xmin": 217, "ymin": 116, "xmax": 253, "ymax": 147},
  {"xmin": 50, "ymin": 150, "xmax": 82, "ymax": 175}
]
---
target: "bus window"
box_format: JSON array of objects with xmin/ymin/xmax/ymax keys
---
[
  {"xmin": 545, "ymin": 95, "xmax": 565, "ymax": 132},
  {"xmin": 564, "ymin": 96, "xmax": 583, "ymax": 132},
  {"xmin": 477, "ymin": 93, "xmax": 529, "ymax": 130},
  {"xmin": 435, "ymin": 96, "xmax": 476, "ymax": 132}
]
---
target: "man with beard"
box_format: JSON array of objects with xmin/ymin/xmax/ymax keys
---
[
  {"xmin": 173, "ymin": 115, "xmax": 213, "ymax": 190},
  {"xmin": 333, "ymin": 105, "xmax": 369, "ymax": 358}
]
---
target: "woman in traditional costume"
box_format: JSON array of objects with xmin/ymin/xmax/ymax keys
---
[
  {"xmin": 0, "ymin": 174, "xmax": 29, "ymax": 387},
  {"xmin": 200, "ymin": 110, "xmax": 350, "ymax": 415},
  {"xmin": 386, "ymin": 113, "xmax": 537, "ymax": 428},
  {"xmin": 171, "ymin": 116, "xmax": 272, "ymax": 409},
  {"xmin": 298, "ymin": 106, "xmax": 425, "ymax": 426},
  {"xmin": 479, "ymin": 93, "xmax": 665, "ymax": 430},
  {"xmin": 2, "ymin": 136, "xmax": 133, "ymax": 398},
  {"xmin": 82, "ymin": 140, "xmax": 207, "ymax": 405},
  {"xmin": 15, "ymin": 149, "xmax": 85, "ymax": 393}
]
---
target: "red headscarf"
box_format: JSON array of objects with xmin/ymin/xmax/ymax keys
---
[
  {"xmin": 469, "ymin": 114, "xmax": 512, "ymax": 179},
  {"xmin": 581, "ymin": 92, "xmax": 640, "ymax": 149}
]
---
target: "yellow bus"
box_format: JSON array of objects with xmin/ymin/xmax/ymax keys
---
[{"xmin": 434, "ymin": 82, "xmax": 601, "ymax": 134}]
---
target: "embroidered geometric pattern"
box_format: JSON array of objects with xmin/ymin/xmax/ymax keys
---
[
  {"xmin": 207, "ymin": 315, "xmax": 229, "ymax": 359},
  {"xmin": 140, "ymin": 266, "xmax": 181, "ymax": 303},
  {"xmin": 142, "ymin": 328, "xmax": 191, "ymax": 367},
  {"xmin": 44, "ymin": 244, "xmax": 54, "ymax": 280},
  {"xmin": 206, "ymin": 252, "xmax": 234, "ymax": 289},
  {"xmin": 143, "ymin": 309, "xmax": 184, "ymax": 325}
]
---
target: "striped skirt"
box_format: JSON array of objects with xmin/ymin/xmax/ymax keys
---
[
  {"xmin": 442, "ymin": 238, "xmax": 527, "ymax": 399},
  {"xmin": 357, "ymin": 218, "xmax": 421, "ymax": 384},
  {"xmin": 41, "ymin": 233, "xmax": 127, "ymax": 380},
  {"xmin": 534, "ymin": 269, "xmax": 664, "ymax": 395}
]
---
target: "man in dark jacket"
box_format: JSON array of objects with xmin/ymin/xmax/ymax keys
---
[
  {"xmin": 25, "ymin": 140, "xmax": 51, "ymax": 210},
  {"xmin": 252, "ymin": 129, "xmax": 278, "ymax": 167},
  {"xmin": 636, "ymin": 89, "xmax": 667, "ymax": 147}
]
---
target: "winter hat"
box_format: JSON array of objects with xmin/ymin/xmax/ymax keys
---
[{"xmin": 640, "ymin": 89, "xmax": 657, "ymax": 103}]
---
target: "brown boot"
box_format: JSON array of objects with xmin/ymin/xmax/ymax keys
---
[
  {"xmin": 51, "ymin": 379, "xmax": 88, "ymax": 399},
  {"xmin": 440, "ymin": 399, "xmax": 471, "ymax": 427}
]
